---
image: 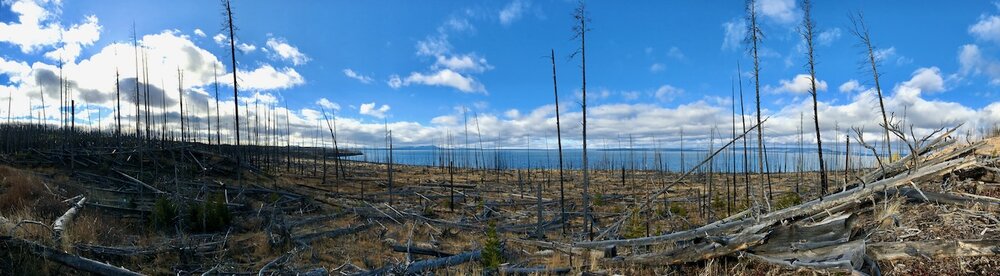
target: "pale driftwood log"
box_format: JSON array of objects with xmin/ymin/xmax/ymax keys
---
[
  {"xmin": 749, "ymin": 238, "xmax": 866, "ymax": 271},
  {"xmin": 390, "ymin": 243, "xmax": 453, "ymax": 257},
  {"xmin": 1, "ymin": 236, "xmax": 142, "ymax": 276},
  {"xmin": 355, "ymin": 249, "xmax": 483, "ymax": 276},
  {"xmin": 114, "ymin": 169, "xmax": 165, "ymax": 194},
  {"xmin": 752, "ymin": 213, "xmax": 856, "ymax": 255},
  {"xmin": 867, "ymin": 239, "xmax": 1000, "ymax": 260},
  {"xmin": 575, "ymin": 157, "xmax": 973, "ymax": 249},
  {"xmin": 52, "ymin": 196, "xmax": 86, "ymax": 246},
  {"xmin": 617, "ymin": 222, "xmax": 772, "ymax": 265}
]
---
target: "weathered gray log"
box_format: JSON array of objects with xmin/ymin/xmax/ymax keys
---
[
  {"xmin": 293, "ymin": 223, "xmax": 372, "ymax": 244},
  {"xmin": 52, "ymin": 196, "xmax": 86, "ymax": 246},
  {"xmin": 749, "ymin": 238, "xmax": 866, "ymax": 271},
  {"xmin": 616, "ymin": 222, "xmax": 772, "ymax": 265},
  {"xmin": 114, "ymin": 169, "xmax": 165, "ymax": 194},
  {"xmin": 390, "ymin": 243, "xmax": 453, "ymax": 257},
  {"xmin": 867, "ymin": 239, "xmax": 1000, "ymax": 260},
  {"xmin": 1, "ymin": 236, "xmax": 142, "ymax": 276},
  {"xmin": 354, "ymin": 249, "xmax": 482, "ymax": 276},
  {"xmin": 500, "ymin": 266, "xmax": 571, "ymax": 275},
  {"xmin": 575, "ymin": 157, "xmax": 973, "ymax": 248}
]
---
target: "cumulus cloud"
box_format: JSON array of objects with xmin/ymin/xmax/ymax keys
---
[
  {"xmin": 237, "ymin": 43, "xmax": 257, "ymax": 53},
  {"xmin": 316, "ymin": 98, "xmax": 340, "ymax": 110},
  {"xmin": 387, "ymin": 74, "xmax": 403, "ymax": 89},
  {"xmin": 0, "ymin": 0, "xmax": 101, "ymax": 61},
  {"xmin": 817, "ymin": 28, "xmax": 841, "ymax": 46},
  {"xmin": 970, "ymin": 15, "xmax": 1000, "ymax": 44},
  {"xmin": 721, "ymin": 18, "xmax": 746, "ymax": 51},
  {"xmin": 225, "ymin": 64, "xmax": 304, "ymax": 91},
  {"xmin": 901, "ymin": 67, "xmax": 945, "ymax": 93},
  {"xmin": 838, "ymin": 80, "xmax": 863, "ymax": 93},
  {"xmin": 402, "ymin": 69, "xmax": 486, "ymax": 93},
  {"xmin": 654, "ymin": 85, "xmax": 683, "ymax": 102},
  {"xmin": 958, "ymin": 44, "xmax": 1000, "ymax": 85},
  {"xmin": 434, "ymin": 54, "xmax": 493, "ymax": 73},
  {"xmin": 499, "ymin": 0, "xmax": 529, "ymax": 26},
  {"xmin": 772, "ymin": 74, "xmax": 827, "ymax": 94},
  {"xmin": 756, "ymin": 0, "xmax": 798, "ymax": 24},
  {"xmin": 342, "ymin": 69, "xmax": 373, "ymax": 84},
  {"xmin": 360, "ymin": 102, "xmax": 390, "ymax": 118},
  {"xmin": 193, "ymin": 29, "xmax": 206, "ymax": 37},
  {"xmin": 266, "ymin": 37, "xmax": 310, "ymax": 65},
  {"xmin": 213, "ymin": 33, "xmax": 226, "ymax": 45},
  {"xmin": 649, "ymin": 63, "xmax": 665, "ymax": 73}
]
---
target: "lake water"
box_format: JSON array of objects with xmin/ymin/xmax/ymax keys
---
[{"xmin": 345, "ymin": 147, "xmax": 881, "ymax": 173}]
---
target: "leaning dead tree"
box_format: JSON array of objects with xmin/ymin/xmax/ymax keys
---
[
  {"xmin": 800, "ymin": 0, "xmax": 828, "ymax": 195},
  {"xmin": 849, "ymin": 11, "xmax": 891, "ymax": 160},
  {"xmin": 549, "ymin": 48, "xmax": 567, "ymax": 231},
  {"xmin": 571, "ymin": 0, "xmax": 593, "ymax": 240}
]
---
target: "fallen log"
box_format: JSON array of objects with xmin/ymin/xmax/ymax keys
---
[
  {"xmin": 575, "ymin": 157, "xmax": 973, "ymax": 249},
  {"xmin": 114, "ymin": 169, "xmax": 165, "ymax": 194},
  {"xmin": 52, "ymin": 196, "xmax": 86, "ymax": 246},
  {"xmin": 1, "ymin": 236, "xmax": 142, "ymax": 276},
  {"xmin": 867, "ymin": 239, "xmax": 1000, "ymax": 260},
  {"xmin": 358, "ymin": 249, "xmax": 482, "ymax": 276},
  {"xmin": 293, "ymin": 223, "xmax": 372, "ymax": 244},
  {"xmin": 390, "ymin": 243, "xmax": 453, "ymax": 257},
  {"xmin": 500, "ymin": 266, "xmax": 571, "ymax": 275},
  {"xmin": 748, "ymin": 238, "xmax": 866, "ymax": 271}
]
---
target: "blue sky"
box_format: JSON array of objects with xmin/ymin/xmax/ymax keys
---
[{"xmin": 2, "ymin": 0, "xmax": 1000, "ymax": 148}]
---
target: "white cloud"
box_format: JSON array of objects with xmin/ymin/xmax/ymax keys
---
[
  {"xmin": 237, "ymin": 43, "xmax": 256, "ymax": 53},
  {"xmin": 722, "ymin": 19, "xmax": 745, "ymax": 51},
  {"xmin": 838, "ymin": 80, "xmax": 863, "ymax": 93},
  {"xmin": 343, "ymin": 68, "xmax": 373, "ymax": 84},
  {"xmin": 0, "ymin": 0, "xmax": 101, "ymax": 59},
  {"xmin": 225, "ymin": 64, "xmax": 304, "ymax": 90},
  {"xmin": 434, "ymin": 54, "xmax": 492, "ymax": 73},
  {"xmin": 667, "ymin": 46, "xmax": 685, "ymax": 60},
  {"xmin": 416, "ymin": 35, "xmax": 451, "ymax": 57},
  {"xmin": 213, "ymin": 33, "xmax": 227, "ymax": 45},
  {"xmin": 193, "ymin": 29, "xmax": 206, "ymax": 37},
  {"xmin": 360, "ymin": 102, "xmax": 390, "ymax": 118},
  {"xmin": 902, "ymin": 67, "xmax": 945, "ymax": 93},
  {"xmin": 266, "ymin": 37, "xmax": 310, "ymax": 65},
  {"xmin": 499, "ymin": 0, "xmax": 529, "ymax": 26},
  {"xmin": 649, "ymin": 63, "xmax": 665, "ymax": 73},
  {"xmin": 756, "ymin": 0, "xmax": 798, "ymax": 24},
  {"xmin": 817, "ymin": 28, "xmax": 841, "ymax": 46},
  {"xmin": 504, "ymin": 109, "xmax": 520, "ymax": 118},
  {"xmin": 970, "ymin": 15, "xmax": 1000, "ymax": 44},
  {"xmin": 958, "ymin": 44, "xmax": 1000, "ymax": 85},
  {"xmin": 316, "ymin": 98, "xmax": 340, "ymax": 110},
  {"xmin": 775, "ymin": 74, "xmax": 827, "ymax": 94},
  {"xmin": 654, "ymin": 85, "xmax": 683, "ymax": 102},
  {"xmin": 388, "ymin": 74, "xmax": 403, "ymax": 89},
  {"xmin": 402, "ymin": 69, "xmax": 486, "ymax": 93}
]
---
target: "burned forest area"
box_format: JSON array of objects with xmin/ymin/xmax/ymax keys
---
[{"xmin": 2, "ymin": 0, "xmax": 1000, "ymax": 275}]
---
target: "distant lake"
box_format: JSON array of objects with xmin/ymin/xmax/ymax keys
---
[{"xmin": 345, "ymin": 147, "xmax": 881, "ymax": 173}]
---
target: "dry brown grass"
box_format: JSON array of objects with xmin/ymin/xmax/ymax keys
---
[{"xmin": 0, "ymin": 166, "xmax": 63, "ymax": 219}]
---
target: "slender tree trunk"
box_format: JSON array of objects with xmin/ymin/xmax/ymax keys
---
[
  {"xmin": 802, "ymin": 0, "xmax": 828, "ymax": 195},
  {"xmin": 550, "ymin": 49, "xmax": 567, "ymax": 233}
]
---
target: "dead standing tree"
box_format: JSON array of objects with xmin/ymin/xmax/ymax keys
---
[
  {"xmin": 746, "ymin": 0, "xmax": 770, "ymax": 209},
  {"xmin": 571, "ymin": 0, "xmax": 593, "ymax": 240},
  {"xmin": 800, "ymin": 0, "xmax": 828, "ymax": 195},
  {"xmin": 224, "ymin": 0, "xmax": 242, "ymax": 180},
  {"xmin": 550, "ymin": 49, "xmax": 567, "ymax": 233},
  {"xmin": 849, "ymin": 11, "xmax": 891, "ymax": 161}
]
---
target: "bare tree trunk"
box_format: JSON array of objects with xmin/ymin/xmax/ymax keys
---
[
  {"xmin": 850, "ymin": 11, "xmax": 891, "ymax": 161},
  {"xmin": 572, "ymin": 1, "xmax": 592, "ymax": 240},
  {"xmin": 550, "ymin": 49, "xmax": 567, "ymax": 233},
  {"xmin": 747, "ymin": 0, "xmax": 770, "ymax": 210},
  {"xmin": 802, "ymin": 0, "xmax": 828, "ymax": 195}
]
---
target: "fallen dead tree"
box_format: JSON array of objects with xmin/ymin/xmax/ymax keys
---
[{"xmin": 1, "ymin": 236, "xmax": 142, "ymax": 276}]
